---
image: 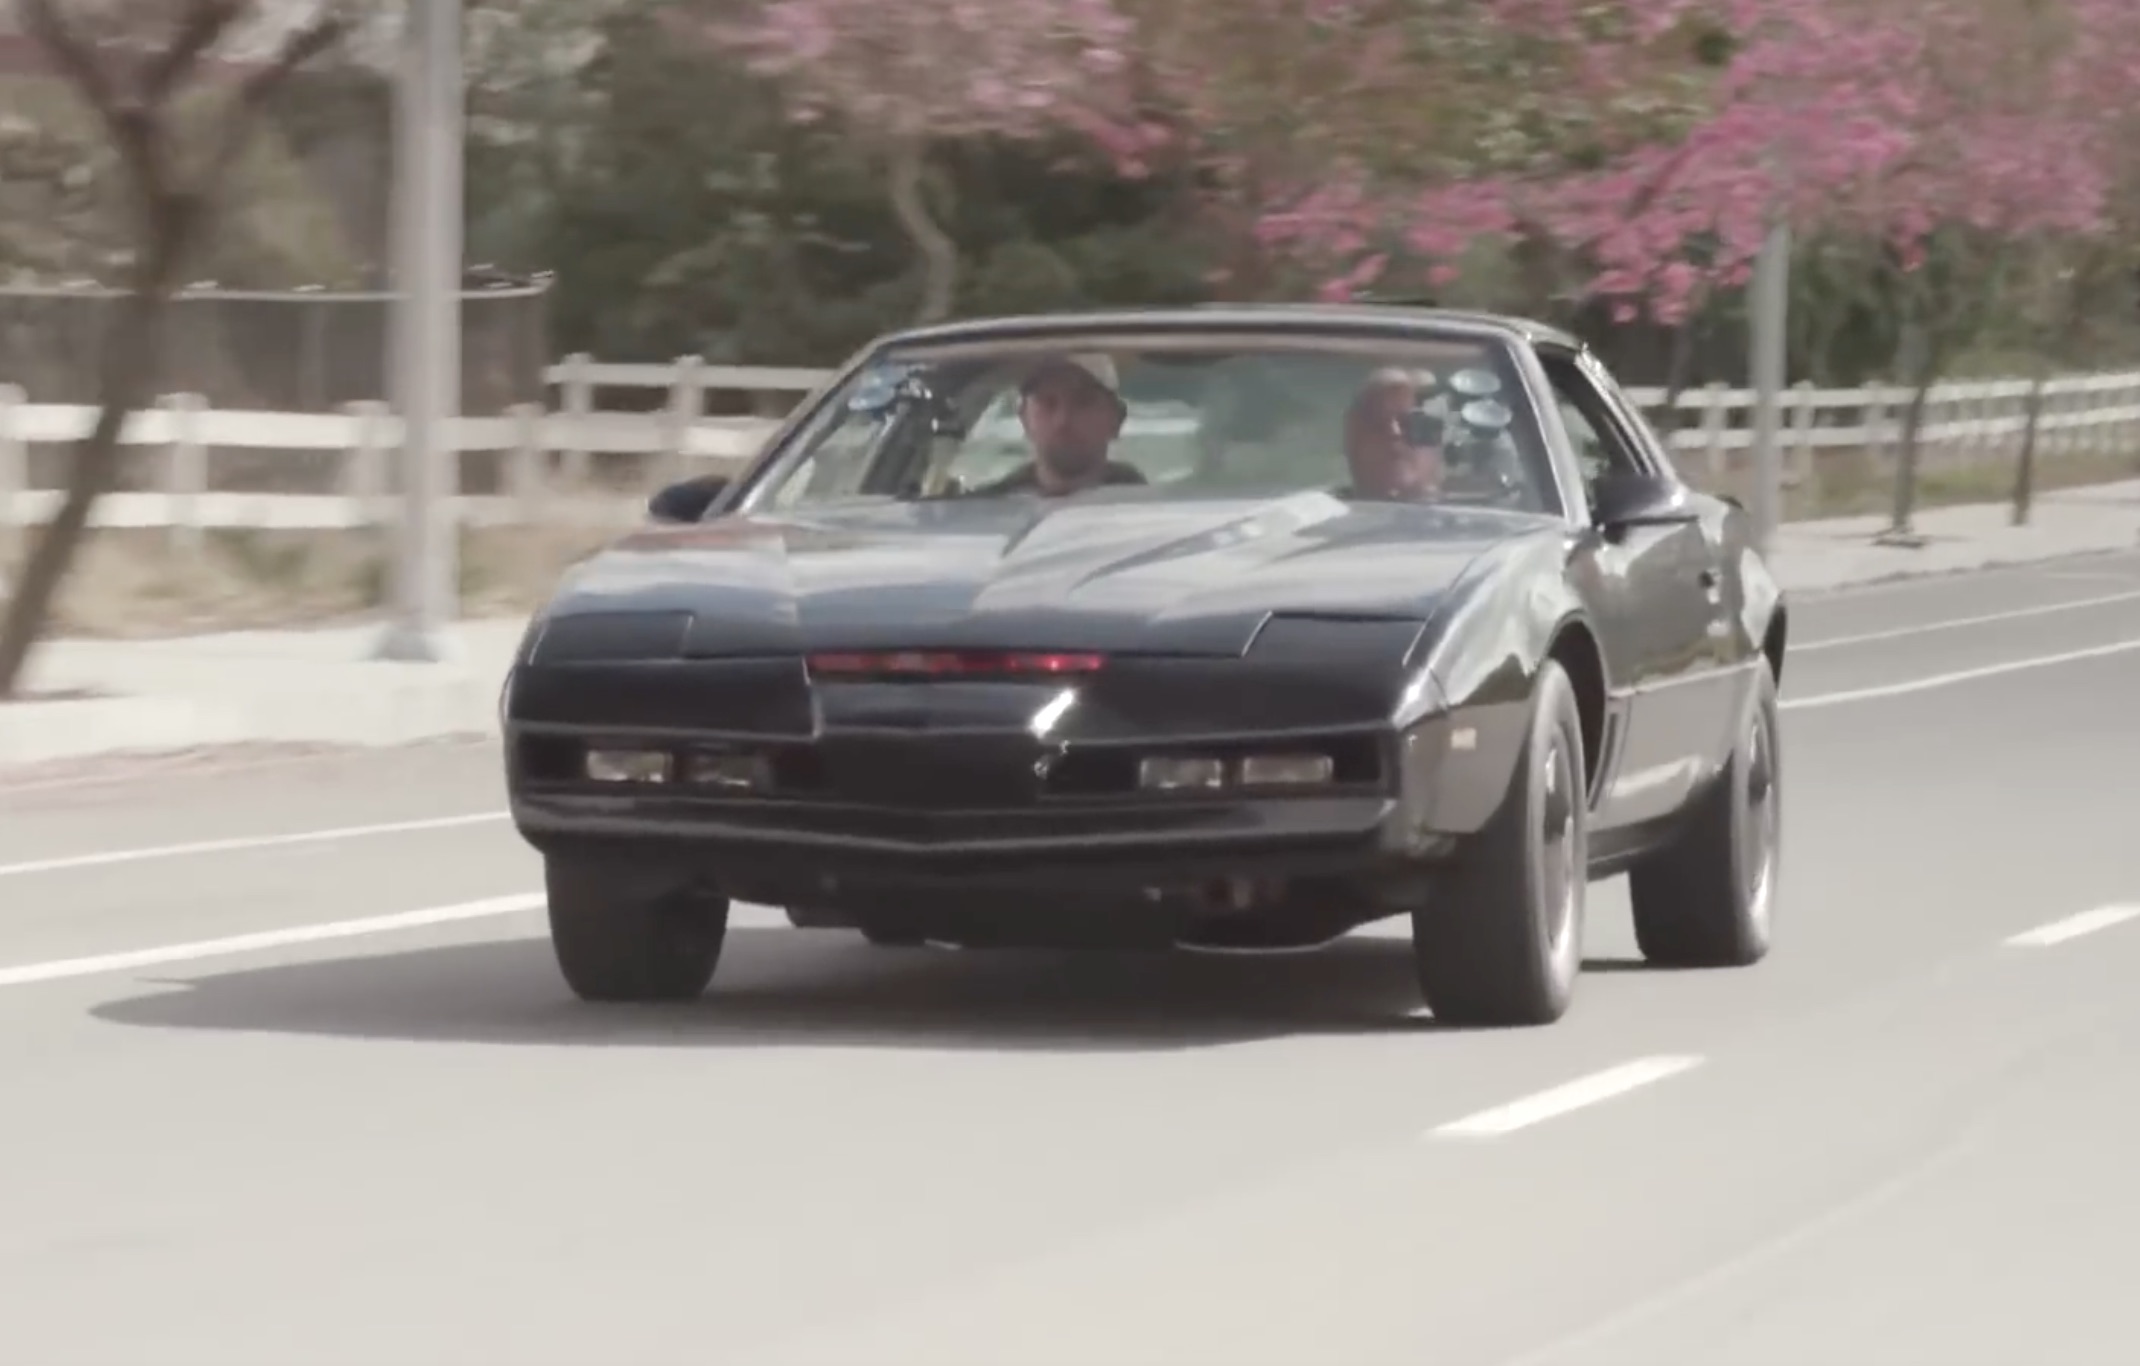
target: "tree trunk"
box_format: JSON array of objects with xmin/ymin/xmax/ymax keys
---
[
  {"xmin": 1661, "ymin": 310, "xmax": 1699, "ymax": 439},
  {"xmin": 1882, "ymin": 318, "xmax": 1947, "ymax": 544},
  {"xmin": 886, "ymin": 135, "xmax": 956, "ymax": 325},
  {"xmin": 1883, "ymin": 374, "xmax": 1934, "ymax": 542},
  {"xmin": 2011, "ymin": 371, "xmax": 2047, "ymax": 526},
  {"xmin": 0, "ymin": 238, "xmax": 186, "ymax": 699}
]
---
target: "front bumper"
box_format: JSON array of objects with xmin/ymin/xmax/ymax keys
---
[
  {"xmin": 500, "ymin": 644, "xmax": 1533, "ymax": 913},
  {"xmin": 507, "ymin": 726, "xmax": 1521, "ymax": 910},
  {"xmin": 512, "ymin": 784, "xmax": 1447, "ymax": 881}
]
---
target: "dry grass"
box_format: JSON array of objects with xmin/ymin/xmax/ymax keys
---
[
  {"xmin": 1782, "ymin": 449, "xmax": 2140, "ymax": 520},
  {"xmin": 1684, "ymin": 447, "xmax": 2140, "ymax": 522},
  {"xmin": 30, "ymin": 521, "xmax": 621, "ymax": 639},
  {"xmin": 11, "ymin": 452, "xmax": 2135, "ymax": 640}
]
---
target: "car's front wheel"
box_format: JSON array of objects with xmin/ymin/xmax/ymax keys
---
[
  {"xmin": 1627, "ymin": 657, "xmax": 1780, "ymax": 967},
  {"xmin": 1410, "ymin": 657, "xmax": 1588, "ymax": 1027},
  {"xmin": 546, "ymin": 853, "xmax": 729, "ymax": 1002}
]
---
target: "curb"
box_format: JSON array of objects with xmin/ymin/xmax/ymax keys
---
[
  {"xmin": 0, "ymin": 694, "xmax": 236, "ymax": 767},
  {"xmin": 1770, "ymin": 541, "xmax": 2140, "ymax": 596},
  {"xmin": 0, "ymin": 675, "xmax": 503, "ymax": 766},
  {"xmin": 4, "ymin": 490, "xmax": 2133, "ymax": 768}
]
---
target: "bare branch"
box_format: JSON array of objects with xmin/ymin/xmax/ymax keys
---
[
  {"xmin": 15, "ymin": 0, "xmax": 161, "ymax": 191},
  {"xmin": 192, "ymin": 1, "xmax": 356, "ymax": 198},
  {"xmin": 141, "ymin": 0, "xmax": 249, "ymax": 107}
]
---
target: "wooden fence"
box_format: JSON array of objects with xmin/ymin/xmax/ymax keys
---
[{"xmin": 1, "ymin": 361, "xmax": 2136, "ymax": 556}]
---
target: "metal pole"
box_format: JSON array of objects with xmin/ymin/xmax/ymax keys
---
[
  {"xmin": 374, "ymin": 0, "xmax": 464, "ymax": 662},
  {"xmin": 1747, "ymin": 221, "xmax": 1790, "ymax": 551}
]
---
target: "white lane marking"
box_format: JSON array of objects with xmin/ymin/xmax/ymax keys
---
[
  {"xmin": 8, "ymin": 626, "xmax": 2135, "ymax": 882},
  {"xmin": 1428, "ymin": 1055, "xmax": 1703, "ymax": 1138},
  {"xmin": 1795, "ymin": 590, "xmax": 2140, "ymax": 652},
  {"xmin": 0, "ymin": 893, "xmax": 546, "ymax": 987},
  {"xmin": 2005, "ymin": 905, "xmax": 2140, "ymax": 948},
  {"xmin": 0, "ymin": 811, "xmax": 511, "ymax": 880},
  {"xmin": 1783, "ymin": 637, "xmax": 2140, "ymax": 710},
  {"xmin": 0, "ymin": 898, "xmax": 805, "ymax": 989}
]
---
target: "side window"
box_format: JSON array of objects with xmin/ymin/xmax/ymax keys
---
[
  {"xmin": 1581, "ymin": 354, "xmax": 1679, "ymax": 476},
  {"xmin": 1539, "ymin": 351, "xmax": 1646, "ymax": 510}
]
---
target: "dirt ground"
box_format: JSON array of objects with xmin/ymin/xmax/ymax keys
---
[
  {"xmin": 5, "ymin": 450, "xmax": 2133, "ymax": 641},
  {"xmin": 17, "ymin": 522, "xmax": 621, "ymax": 640}
]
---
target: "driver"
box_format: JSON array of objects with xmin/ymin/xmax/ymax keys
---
[
  {"xmin": 967, "ymin": 353, "xmax": 1148, "ymax": 497},
  {"xmin": 1339, "ymin": 368, "xmax": 1445, "ymax": 500}
]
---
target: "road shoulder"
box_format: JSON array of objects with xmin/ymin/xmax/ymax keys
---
[{"xmin": 4, "ymin": 481, "xmax": 2134, "ymax": 769}]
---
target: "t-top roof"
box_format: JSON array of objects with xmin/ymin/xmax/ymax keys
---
[{"xmin": 875, "ymin": 303, "xmax": 1582, "ymax": 353}]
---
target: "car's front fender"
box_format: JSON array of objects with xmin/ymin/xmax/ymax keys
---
[
  {"xmin": 1401, "ymin": 528, "xmax": 1591, "ymax": 723},
  {"xmin": 1382, "ymin": 529, "xmax": 1585, "ymax": 837}
]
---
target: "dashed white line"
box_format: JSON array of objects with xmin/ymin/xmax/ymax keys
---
[
  {"xmin": 1794, "ymin": 590, "xmax": 2140, "ymax": 652},
  {"xmin": 0, "ymin": 811, "xmax": 511, "ymax": 879},
  {"xmin": 1428, "ymin": 1055, "xmax": 1703, "ymax": 1138},
  {"xmin": 1782, "ymin": 637, "xmax": 2140, "ymax": 710},
  {"xmin": 2005, "ymin": 905, "xmax": 2140, "ymax": 948},
  {"xmin": 0, "ymin": 898, "xmax": 810, "ymax": 988},
  {"xmin": 0, "ymin": 892, "xmax": 546, "ymax": 987},
  {"xmin": 7, "ymin": 624, "xmax": 2138, "ymax": 890}
]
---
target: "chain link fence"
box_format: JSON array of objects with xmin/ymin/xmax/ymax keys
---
[
  {"xmin": 0, "ymin": 279, "xmax": 552, "ymax": 496},
  {"xmin": 0, "ymin": 279, "xmax": 552, "ymax": 413}
]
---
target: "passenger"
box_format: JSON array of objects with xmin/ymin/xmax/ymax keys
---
[
  {"xmin": 1338, "ymin": 368, "xmax": 1445, "ymax": 500},
  {"xmin": 967, "ymin": 353, "xmax": 1148, "ymax": 497}
]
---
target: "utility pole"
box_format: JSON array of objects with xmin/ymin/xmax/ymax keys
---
[
  {"xmin": 1747, "ymin": 221, "xmax": 1789, "ymax": 552},
  {"xmin": 374, "ymin": 0, "xmax": 465, "ymax": 662}
]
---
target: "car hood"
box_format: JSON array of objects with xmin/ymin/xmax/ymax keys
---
[{"xmin": 538, "ymin": 491, "xmax": 1552, "ymax": 658}]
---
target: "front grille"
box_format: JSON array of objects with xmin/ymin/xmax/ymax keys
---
[{"xmin": 815, "ymin": 733, "xmax": 1043, "ymax": 808}]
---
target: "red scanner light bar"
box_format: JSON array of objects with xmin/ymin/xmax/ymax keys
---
[{"xmin": 806, "ymin": 650, "xmax": 1105, "ymax": 678}]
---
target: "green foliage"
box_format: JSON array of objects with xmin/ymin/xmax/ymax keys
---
[
  {"xmin": 506, "ymin": 9, "xmax": 1230, "ymax": 368},
  {"xmin": 0, "ymin": 70, "xmax": 361, "ymax": 289}
]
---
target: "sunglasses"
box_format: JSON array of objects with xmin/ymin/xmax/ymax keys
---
[{"xmin": 1394, "ymin": 410, "xmax": 1446, "ymax": 446}]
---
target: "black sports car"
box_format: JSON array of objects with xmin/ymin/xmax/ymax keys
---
[{"xmin": 502, "ymin": 304, "xmax": 1786, "ymax": 1026}]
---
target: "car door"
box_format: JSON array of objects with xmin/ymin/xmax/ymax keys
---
[{"xmin": 1537, "ymin": 346, "xmax": 1734, "ymax": 829}]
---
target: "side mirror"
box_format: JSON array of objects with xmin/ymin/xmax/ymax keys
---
[
  {"xmin": 647, "ymin": 474, "xmax": 728, "ymax": 524},
  {"xmin": 1590, "ymin": 470, "xmax": 1698, "ymax": 534}
]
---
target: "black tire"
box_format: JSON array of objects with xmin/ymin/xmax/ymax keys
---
[
  {"xmin": 545, "ymin": 853, "xmax": 729, "ymax": 1002},
  {"xmin": 1628, "ymin": 657, "xmax": 1780, "ymax": 968},
  {"xmin": 1411, "ymin": 657, "xmax": 1589, "ymax": 1027}
]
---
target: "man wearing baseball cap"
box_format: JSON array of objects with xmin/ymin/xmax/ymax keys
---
[{"xmin": 967, "ymin": 352, "xmax": 1149, "ymax": 497}]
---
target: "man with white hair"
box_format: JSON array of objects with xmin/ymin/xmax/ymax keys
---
[{"xmin": 1338, "ymin": 367, "xmax": 1446, "ymax": 500}]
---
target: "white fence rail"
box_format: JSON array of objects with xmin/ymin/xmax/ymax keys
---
[{"xmin": 1, "ymin": 364, "xmax": 2137, "ymax": 549}]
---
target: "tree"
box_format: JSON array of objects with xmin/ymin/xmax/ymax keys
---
[
  {"xmin": 692, "ymin": 0, "xmax": 1138, "ymax": 324},
  {"xmin": 1144, "ymin": 0, "xmax": 1722, "ymax": 306},
  {"xmin": 462, "ymin": 0, "xmax": 625, "ymax": 267},
  {"xmin": 0, "ymin": 0, "xmax": 355, "ymax": 700},
  {"xmin": 1815, "ymin": 0, "xmax": 2125, "ymax": 540}
]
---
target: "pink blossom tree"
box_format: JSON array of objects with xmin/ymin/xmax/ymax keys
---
[
  {"xmin": 1812, "ymin": 0, "xmax": 2126, "ymax": 538},
  {"xmin": 1225, "ymin": 0, "xmax": 2133, "ymax": 533},
  {"xmin": 693, "ymin": 0, "xmax": 1138, "ymax": 323},
  {"xmin": 1139, "ymin": 0, "xmax": 1706, "ymax": 305}
]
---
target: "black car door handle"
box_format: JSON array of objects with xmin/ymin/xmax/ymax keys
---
[{"xmin": 1698, "ymin": 568, "xmax": 1720, "ymax": 588}]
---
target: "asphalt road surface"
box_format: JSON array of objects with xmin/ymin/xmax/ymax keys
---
[{"xmin": 7, "ymin": 550, "xmax": 2140, "ymax": 1366}]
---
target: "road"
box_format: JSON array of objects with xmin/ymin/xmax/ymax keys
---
[{"xmin": 5, "ymin": 550, "xmax": 2140, "ymax": 1366}]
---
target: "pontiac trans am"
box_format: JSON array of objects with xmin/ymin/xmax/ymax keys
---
[{"xmin": 501, "ymin": 305, "xmax": 1787, "ymax": 1027}]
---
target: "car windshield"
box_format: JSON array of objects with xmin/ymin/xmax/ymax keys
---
[{"xmin": 735, "ymin": 329, "xmax": 1563, "ymax": 516}]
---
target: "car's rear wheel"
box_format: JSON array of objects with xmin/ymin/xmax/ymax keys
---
[
  {"xmin": 1411, "ymin": 657, "xmax": 1588, "ymax": 1027},
  {"xmin": 546, "ymin": 853, "xmax": 729, "ymax": 1002},
  {"xmin": 1627, "ymin": 658, "xmax": 1780, "ymax": 968}
]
